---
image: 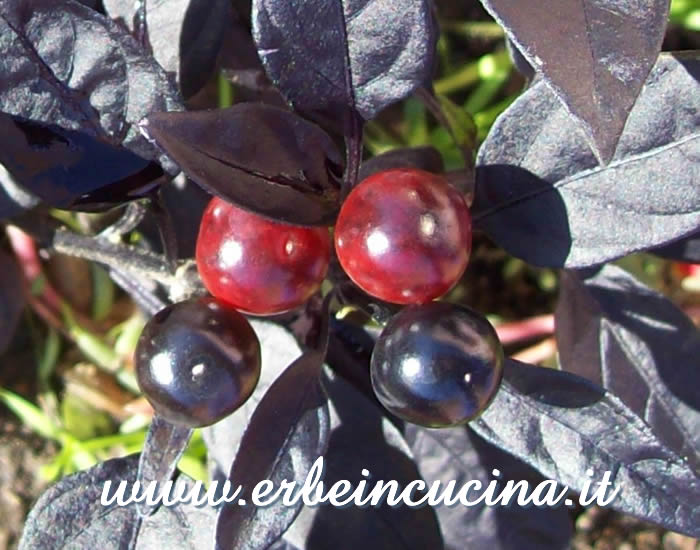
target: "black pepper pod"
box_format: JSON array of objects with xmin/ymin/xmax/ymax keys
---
[
  {"xmin": 135, "ymin": 297, "xmax": 261, "ymax": 428},
  {"xmin": 370, "ymin": 302, "xmax": 504, "ymax": 428}
]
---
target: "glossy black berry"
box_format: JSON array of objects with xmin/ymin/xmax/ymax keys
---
[
  {"xmin": 370, "ymin": 302, "xmax": 504, "ymax": 428},
  {"xmin": 135, "ymin": 297, "xmax": 261, "ymax": 428}
]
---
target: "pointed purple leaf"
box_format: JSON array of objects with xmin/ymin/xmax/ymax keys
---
[
  {"xmin": 480, "ymin": 0, "xmax": 669, "ymax": 163},
  {"xmin": 104, "ymin": 0, "xmax": 232, "ymax": 98},
  {"xmin": 251, "ymin": 0, "xmax": 437, "ymax": 120},
  {"xmin": 0, "ymin": 0, "xmax": 182, "ymax": 170},
  {"xmin": 141, "ymin": 104, "xmax": 343, "ymax": 226},
  {"xmin": 472, "ymin": 360, "xmax": 700, "ymax": 537},
  {"xmin": 474, "ymin": 53, "xmax": 700, "ymax": 268},
  {"xmin": 556, "ymin": 265, "xmax": 700, "ymax": 470}
]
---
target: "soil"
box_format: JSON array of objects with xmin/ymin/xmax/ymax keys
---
[
  {"xmin": 572, "ymin": 507, "xmax": 699, "ymax": 550},
  {"xmin": 0, "ymin": 326, "xmax": 56, "ymax": 549},
  {"xmin": 0, "ymin": 417, "xmax": 55, "ymax": 550}
]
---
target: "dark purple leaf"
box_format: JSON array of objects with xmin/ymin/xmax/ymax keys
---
[
  {"xmin": 358, "ymin": 146, "xmax": 444, "ymax": 181},
  {"xmin": 325, "ymin": 316, "xmax": 379, "ymax": 399},
  {"xmin": 651, "ymin": 232, "xmax": 700, "ymax": 263},
  {"xmin": 480, "ymin": 0, "xmax": 669, "ymax": 163},
  {"xmin": 70, "ymin": 167, "xmax": 165, "ymax": 212},
  {"xmin": 141, "ymin": 104, "xmax": 343, "ymax": 226},
  {"xmin": 104, "ymin": 0, "xmax": 232, "ymax": 98},
  {"xmin": 473, "ymin": 53, "xmax": 700, "ymax": 268},
  {"xmin": 0, "ymin": 113, "xmax": 162, "ymax": 216},
  {"xmin": 471, "ymin": 359, "xmax": 700, "ymax": 537},
  {"xmin": 219, "ymin": 48, "xmax": 287, "ymax": 109},
  {"xmin": 19, "ymin": 455, "xmax": 216, "ymax": 549},
  {"xmin": 405, "ymin": 425, "xmax": 572, "ymax": 550},
  {"xmin": 215, "ymin": 301, "xmax": 332, "ymax": 550},
  {"xmin": 220, "ymin": 27, "xmax": 261, "ymax": 77},
  {"xmin": 251, "ymin": 0, "xmax": 437, "ymax": 121},
  {"xmin": 151, "ymin": 176, "xmax": 212, "ymax": 259},
  {"xmin": 555, "ymin": 264, "xmax": 700, "ymax": 470},
  {"xmin": 232, "ymin": 0, "xmax": 252, "ymax": 24},
  {"xmin": 0, "ymin": 0, "xmax": 182, "ymax": 169},
  {"xmin": 217, "ymin": 4, "xmax": 286, "ymax": 104},
  {"xmin": 0, "ymin": 251, "xmax": 25, "ymax": 354},
  {"xmin": 296, "ymin": 373, "xmax": 444, "ymax": 550}
]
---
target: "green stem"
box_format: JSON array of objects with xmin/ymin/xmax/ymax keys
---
[
  {"xmin": 464, "ymin": 74, "xmax": 508, "ymax": 115},
  {"xmin": 38, "ymin": 327, "xmax": 61, "ymax": 388},
  {"xmin": 91, "ymin": 264, "xmax": 115, "ymax": 321},
  {"xmin": 441, "ymin": 21, "xmax": 505, "ymax": 40},
  {"xmin": 61, "ymin": 303, "xmax": 128, "ymax": 384},
  {"xmin": 81, "ymin": 430, "xmax": 146, "ymax": 451},
  {"xmin": 218, "ymin": 72, "xmax": 234, "ymax": 108},
  {"xmin": 434, "ymin": 61, "xmax": 480, "ymax": 95}
]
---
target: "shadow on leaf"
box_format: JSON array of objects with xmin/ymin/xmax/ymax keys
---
[{"xmin": 473, "ymin": 165, "xmax": 572, "ymax": 268}]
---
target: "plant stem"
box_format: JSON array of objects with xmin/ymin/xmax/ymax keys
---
[
  {"xmin": 147, "ymin": 189, "xmax": 179, "ymax": 273},
  {"xmin": 108, "ymin": 268, "xmax": 166, "ymax": 315},
  {"xmin": 97, "ymin": 201, "xmax": 148, "ymax": 241},
  {"xmin": 342, "ymin": 110, "xmax": 365, "ymax": 199},
  {"xmin": 51, "ymin": 229, "xmax": 175, "ymax": 286},
  {"xmin": 134, "ymin": 0, "xmax": 152, "ymax": 52},
  {"xmin": 218, "ymin": 71, "xmax": 235, "ymax": 108},
  {"xmin": 136, "ymin": 416, "xmax": 193, "ymax": 517},
  {"xmin": 416, "ymin": 86, "xmax": 476, "ymax": 173},
  {"xmin": 91, "ymin": 264, "xmax": 115, "ymax": 321},
  {"xmin": 434, "ymin": 61, "xmax": 480, "ymax": 95}
]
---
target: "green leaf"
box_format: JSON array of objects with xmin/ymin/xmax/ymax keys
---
[
  {"xmin": 404, "ymin": 98, "xmax": 429, "ymax": 145},
  {"xmin": 0, "ymin": 388, "xmax": 59, "ymax": 440},
  {"xmin": 437, "ymin": 94, "xmax": 477, "ymax": 153},
  {"xmin": 91, "ymin": 264, "xmax": 114, "ymax": 321},
  {"xmin": 60, "ymin": 393, "xmax": 114, "ymax": 441}
]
